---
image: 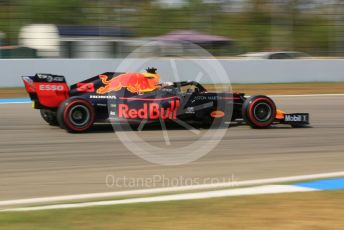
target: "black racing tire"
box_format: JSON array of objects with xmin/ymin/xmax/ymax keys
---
[
  {"xmin": 40, "ymin": 109, "xmax": 58, "ymax": 126},
  {"xmin": 57, "ymin": 97, "xmax": 95, "ymax": 133},
  {"xmin": 242, "ymin": 95, "xmax": 276, "ymax": 129}
]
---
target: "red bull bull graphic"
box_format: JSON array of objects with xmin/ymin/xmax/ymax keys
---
[
  {"xmin": 118, "ymin": 99, "xmax": 180, "ymax": 120},
  {"xmin": 97, "ymin": 72, "xmax": 160, "ymax": 94}
]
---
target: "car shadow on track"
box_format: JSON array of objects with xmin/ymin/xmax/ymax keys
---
[
  {"xmin": 88, "ymin": 123, "xmax": 207, "ymax": 133},
  {"xmin": 85, "ymin": 121, "xmax": 308, "ymax": 133},
  {"xmin": 87, "ymin": 122, "xmax": 232, "ymax": 133}
]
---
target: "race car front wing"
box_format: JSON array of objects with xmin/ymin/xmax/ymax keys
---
[{"xmin": 279, "ymin": 113, "xmax": 310, "ymax": 127}]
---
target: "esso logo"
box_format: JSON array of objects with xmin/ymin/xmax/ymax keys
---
[{"xmin": 39, "ymin": 84, "xmax": 65, "ymax": 91}]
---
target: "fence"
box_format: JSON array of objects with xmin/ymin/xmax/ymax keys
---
[{"xmin": 1, "ymin": 59, "xmax": 343, "ymax": 87}]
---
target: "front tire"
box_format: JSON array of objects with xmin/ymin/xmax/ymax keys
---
[
  {"xmin": 57, "ymin": 98, "xmax": 95, "ymax": 133},
  {"xmin": 242, "ymin": 95, "xmax": 276, "ymax": 129}
]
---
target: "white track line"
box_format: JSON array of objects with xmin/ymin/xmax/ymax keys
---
[
  {"xmin": 0, "ymin": 171, "xmax": 343, "ymax": 207},
  {"xmin": 0, "ymin": 185, "xmax": 317, "ymax": 212},
  {"xmin": 0, "ymin": 102, "xmax": 30, "ymax": 104}
]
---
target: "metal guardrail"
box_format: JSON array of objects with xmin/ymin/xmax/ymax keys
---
[{"xmin": 0, "ymin": 59, "xmax": 343, "ymax": 87}]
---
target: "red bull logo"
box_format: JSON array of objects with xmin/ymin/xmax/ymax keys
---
[
  {"xmin": 97, "ymin": 72, "xmax": 160, "ymax": 94},
  {"xmin": 118, "ymin": 100, "xmax": 180, "ymax": 120}
]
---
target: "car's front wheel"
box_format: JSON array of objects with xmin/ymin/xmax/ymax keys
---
[
  {"xmin": 57, "ymin": 98, "xmax": 95, "ymax": 133},
  {"xmin": 242, "ymin": 95, "xmax": 276, "ymax": 129}
]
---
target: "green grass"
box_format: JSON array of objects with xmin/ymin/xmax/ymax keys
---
[{"xmin": 0, "ymin": 190, "xmax": 343, "ymax": 230}]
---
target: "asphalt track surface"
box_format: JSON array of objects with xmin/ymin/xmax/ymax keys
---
[{"xmin": 0, "ymin": 95, "xmax": 343, "ymax": 200}]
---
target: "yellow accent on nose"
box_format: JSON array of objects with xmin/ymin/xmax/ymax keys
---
[{"xmin": 143, "ymin": 73, "xmax": 160, "ymax": 79}]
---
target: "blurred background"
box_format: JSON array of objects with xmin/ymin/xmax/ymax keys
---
[{"xmin": 0, "ymin": 0, "xmax": 344, "ymax": 59}]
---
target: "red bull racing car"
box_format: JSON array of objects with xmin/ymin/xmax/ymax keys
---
[{"xmin": 22, "ymin": 68, "xmax": 309, "ymax": 133}]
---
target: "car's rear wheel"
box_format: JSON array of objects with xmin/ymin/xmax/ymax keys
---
[
  {"xmin": 40, "ymin": 109, "xmax": 58, "ymax": 126},
  {"xmin": 57, "ymin": 98, "xmax": 95, "ymax": 133},
  {"xmin": 242, "ymin": 95, "xmax": 276, "ymax": 129}
]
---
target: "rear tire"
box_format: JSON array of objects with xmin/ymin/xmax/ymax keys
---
[
  {"xmin": 57, "ymin": 98, "xmax": 95, "ymax": 133},
  {"xmin": 40, "ymin": 109, "xmax": 58, "ymax": 126},
  {"xmin": 242, "ymin": 95, "xmax": 276, "ymax": 129}
]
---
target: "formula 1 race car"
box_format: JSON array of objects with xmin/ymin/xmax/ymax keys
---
[{"xmin": 22, "ymin": 69, "xmax": 309, "ymax": 132}]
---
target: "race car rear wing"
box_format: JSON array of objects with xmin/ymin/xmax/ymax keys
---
[{"xmin": 22, "ymin": 73, "xmax": 69, "ymax": 109}]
